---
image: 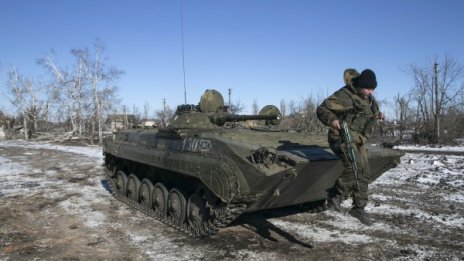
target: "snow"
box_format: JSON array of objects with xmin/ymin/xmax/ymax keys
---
[
  {"xmin": 369, "ymin": 152, "xmax": 464, "ymax": 229},
  {"xmin": 0, "ymin": 155, "xmax": 63, "ymax": 198},
  {"xmin": 1, "ymin": 139, "xmax": 463, "ymax": 260},
  {"xmin": 270, "ymin": 218, "xmax": 374, "ymax": 244},
  {"xmin": 58, "ymin": 186, "xmax": 109, "ymax": 228},
  {"xmin": 267, "ymin": 145, "xmax": 464, "ymax": 258},
  {"xmin": 0, "ymin": 139, "xmax": 103, "ymax": 159},
  {"xmin": 394, "ymin": 144, "xmax": 464, "ymax": 153}
]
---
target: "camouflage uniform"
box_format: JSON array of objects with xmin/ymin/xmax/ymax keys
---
[{"xmin": 316, "ymin": 70, "xmax": 380, "ymax": 209}]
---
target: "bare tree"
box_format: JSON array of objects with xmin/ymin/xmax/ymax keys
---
[
  {"xmin": 132, "ymin": 104, "xmax": 141, "ymax": 123},
  {"xmin": 230, "ymin": 100, "xmax": 245, "ymax": 114},
  {"xmin": 80, "ymin": 40, "xmax": 123, "ymax": 144},
  {"xmin": 143, "ymin": 102, "xmax": 151, "ymax": 120},
  {"xmin": 155, "ymin": 99, "xmax": 174, "ymax": 128},
  {"xmin": 34, "ymin": 79, "xmax": 55, "ymax": 131},
  {"xmin": 408, "ymin": 55, "xmax": 464, "ymax": 143},
  {"xmin": 251, "ymin": 99, "xmax": 259, "ymax": 115},
  {"xmin": 280, "ymin": 98, "xmax": 287, "ymax": 118},
  {"xmin": 298, "ymin": 95, "xmax": 322, "ymax": 132},
  {"xmin": 288, "ymin": 100, "xmax": 297, "ymax": 116},
  {"xmin": 38, "ymin": 52, "xmax": 88, "ymax": 136},
  {"xmin": 7, "ymin": 69, "xmax": 30, "ymax": 139},
  {"xmin": 279, "ymin": 95, "xmax": 324, "ymax": 132},
  {"xmin": 5, "ymin": 68, "xmax": 47, "ymax": 139},
  {"xmin": 393, "ymin": 93, "xmax": 414, "ymax": 140},
  {"xmin": 38, "ymin": 41, "xmax": 122, "ymax": 144}
]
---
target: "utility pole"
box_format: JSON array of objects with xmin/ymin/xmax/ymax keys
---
[
  {"xmin": 163, "ymin": 98, "xmax": 167, "ymax": 127},
  {"xmin": 228, "ymin": 88, "xmax": 232, "ymax": 113},
  {"xmin": 434, "ymin": 62, "xmax": 440, "ymax": 144},
  {"xmin": 163, "ymin": 98, "xmax": 166, "ymax": 112},
  {"xmin": 123, "ymin": 105, "xmax": 128, "ymax": 129}
]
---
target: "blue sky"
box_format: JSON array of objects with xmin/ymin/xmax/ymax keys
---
[{"xmin": 1, "ymin": 0, "xmax": 463, "ymax": 117}]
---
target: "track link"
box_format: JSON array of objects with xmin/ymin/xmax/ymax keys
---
[{"xmin": 105, "ymin": 170, "xmax": 246, "ymax": 238}]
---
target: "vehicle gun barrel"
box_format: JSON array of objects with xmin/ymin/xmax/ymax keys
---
[{"xmin": 211, "ymin": 113, "xmax": 281, "ymax": 126}]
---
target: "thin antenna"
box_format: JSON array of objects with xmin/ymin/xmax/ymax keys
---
[{"xmin": 180, "ymin": 0, "xmax": 187, "ymax": 104}]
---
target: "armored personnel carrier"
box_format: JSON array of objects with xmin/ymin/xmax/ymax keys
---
[{"xmin": 103, "ymin": 89, "xmax": 403, "ymax": 237}]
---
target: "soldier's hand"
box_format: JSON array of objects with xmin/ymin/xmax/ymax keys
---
[{"xmin": 331, "ymin": 119, "xmax": 341, "ymax": 130}]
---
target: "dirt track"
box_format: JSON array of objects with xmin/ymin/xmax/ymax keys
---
[{"xmin": 0, "ymin": 141, "xmax": 463, "ymax": 260}]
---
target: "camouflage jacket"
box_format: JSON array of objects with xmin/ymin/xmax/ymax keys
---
[{"xmin": 316, "ymin": 85, "xmax": 380, "ymax": 146}]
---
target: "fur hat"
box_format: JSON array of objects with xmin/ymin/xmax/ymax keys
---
[
  {"xmin": 353, "ymin": 69, "xmax": 377, "ymax": 89},
  {"xmin": 343, "ymin": 68, "xmax": 360, "ymax": 86}
]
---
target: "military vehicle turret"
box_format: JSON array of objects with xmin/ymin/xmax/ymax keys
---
[{"xmin": 103, "ymin": 89, "xmax": 403, "ymax": 237}]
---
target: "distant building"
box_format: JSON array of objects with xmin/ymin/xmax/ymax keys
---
[
  {"xmin": 140, "ymin": 119, "xmax": 157, "ymax": 128},
  {"xmin": 0, "ymin": 126, "xmax": 5, "ymax": 139},
  {"xmin": 106, "ymin": 114, "xmax": 137, "ymax": 130},
  {"xmin": 0, "ymin": 112, "xmax": 14, "ymax": 129},
  {"xmin": 0, "ymin": 112, "xmax": 14, "ymax": 139}
]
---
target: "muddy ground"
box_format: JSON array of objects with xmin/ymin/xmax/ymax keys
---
[{"xmin": 0, "ymin": 141, "xmax": 463, "ymax": 260}]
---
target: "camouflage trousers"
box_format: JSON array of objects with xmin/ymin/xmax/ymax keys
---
[{"xmin": 329, "ymin": 141, "xmax": 370, "ymax": 209}]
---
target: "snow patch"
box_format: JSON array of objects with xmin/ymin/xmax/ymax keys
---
[
  {"xmin": 2, "ymin": 140, "xmax": 463, "ymax": 260},
  {"xmin": 0, "ymin": 140, "xmax": 103, "ymax": 159},
  {"xmin": 368, "ymin": 203, "xmax": 464, "ymax": 228},
  {"xmin": 0, "ymin": 155, "xmax": 63, "ymax": 197},
  {"xmin": 57, "ymin": 184, "xmax": 110, "ymax": 228},
  {"xmin": 270, "ymin": 218, "xmax": 372, "ymax": 244},
  {"xmin": 126, "ymin": 230, "xmax": 207, "ymax": 260},
  {"xmin": 395, "ymin": 145, "xmax": 464, "ymax": 153}
]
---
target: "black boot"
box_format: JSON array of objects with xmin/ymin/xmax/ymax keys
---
[
  {"xmin": 348, "ymin": 207, "xmax": 373, "ymax": 226},
  {"xmin": 327, "ymin": 194, "xmax": 342, "ymax": 212}
]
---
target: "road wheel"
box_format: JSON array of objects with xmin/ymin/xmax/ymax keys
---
[
  {"xmin": 187, "ymin": 192, "xmax": 208, "ymax": 232},
  {"xmin": 168, "ymin": 188, "xmax": 187, "ymax": 225},
  {"xmin": 115, "ymin": 171, "xmax": 128, "ymax": 195},
  {"xmin": 139, "ymin": 179, "xmax": 154, "ymax": 209},
  {"xmin": 153, "ymin": 182, "xmax": 168, "ymax": 217},
  {"xmin": 127, "ymin": 174, "xmax": 141, "ymax": 202}
]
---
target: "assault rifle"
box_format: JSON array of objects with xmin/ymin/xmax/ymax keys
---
[{"xmin": 339, "ymin": 120, "xmax": 360, "ymax": 190}]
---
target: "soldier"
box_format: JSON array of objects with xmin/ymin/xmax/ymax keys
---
[{"xmin": 316, "ymin": 68, "xmax": 382, "ymax": 225}]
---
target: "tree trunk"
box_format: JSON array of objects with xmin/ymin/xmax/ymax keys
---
[{"xmin": 22, "ymin": 112, "xmax": 29, "ymax": 140}]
